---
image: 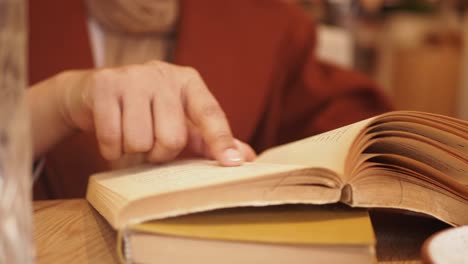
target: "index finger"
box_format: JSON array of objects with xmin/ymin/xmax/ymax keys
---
[{"xmin": 181, "ymin": 68, "xmax": 243, "ymax": 166}]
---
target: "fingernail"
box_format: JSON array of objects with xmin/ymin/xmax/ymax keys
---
[{"xmin": 221, "ymin": 148, "xmax": 243, "ymax": 165}]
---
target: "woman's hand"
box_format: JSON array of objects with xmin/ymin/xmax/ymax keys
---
[{"xmin": 28, "ymin": 60, "xmax": 256, "ymax": 166}]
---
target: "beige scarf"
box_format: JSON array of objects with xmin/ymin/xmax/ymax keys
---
[
  {"xmin": 85, "ymin": 0, "xmax": 179, "ymax": 168},
  {"xmin": 85, "ymin": 0, "xmax": 179, "ymax": 66}
]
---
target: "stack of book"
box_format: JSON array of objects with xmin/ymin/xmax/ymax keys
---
[{"xmin": 86, "ymin": 110, "xmax": 468, "ymax": 263}]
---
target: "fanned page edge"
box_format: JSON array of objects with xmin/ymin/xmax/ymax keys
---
[
  {"xmin": 358, "ymin": 110, "xmax": 468, "ymax": 188},
  {"xmin": 86, "ymin": 176, "xmax": 126, "ymax": 229},
  {"xmin": 345, "ymin": 111, "xmax": 468, "ymax": 226}
]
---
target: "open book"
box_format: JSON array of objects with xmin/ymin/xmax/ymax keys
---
[{"xmin": 86, "ymin": 111, "xmax": 468, "ymax": 229}]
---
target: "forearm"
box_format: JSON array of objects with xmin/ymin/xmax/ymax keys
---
[{"xmin": 27, "ymin": 71, "xmax": 81, "ymax": 158}]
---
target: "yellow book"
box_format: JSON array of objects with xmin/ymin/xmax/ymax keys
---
[{"xmin": 121, "ymin": 205, "xmax": 376, "ymax": 264}]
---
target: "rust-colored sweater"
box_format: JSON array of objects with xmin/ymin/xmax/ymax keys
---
[{"xmin": 29, "ymin": 0, "xmax": 392, "ymax": 199}]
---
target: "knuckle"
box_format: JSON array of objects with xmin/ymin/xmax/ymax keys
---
[
  {"xmin": 147, "ymin": 60, "xmax": 170, "ymax": 76},
  {"xmin": 92, "ymin": 68, "xmax": 115, "ymax": 86},
  {"xmin": 125, "ymin": 137, "xmax": 153, "ymax": 153},
  {"xmin": 90, "ymin": 69, "xmax": 120, "ymax": 98},
  {"xmin": 116, "ymin": 65, "xmax": 144, "ymax": 85},
  {"xmin": 93, "ymin": 65, "xmax": 149, "ymax": 97},
  {"xmin": 183, "ymin": 66, "xmax": 201, "ymax": 79},
  {"xmin": 147, "ymin": 137, "xmax": 185, "ymax": 163},
  {"xmin": 116, "ymin": 64, "xmax": 137, "ymax": 75},
  {"xmin": 146, "ymin": 60, "xmax": 165, "ymax": 67},
  {"xmin": 97, "ymin": 129, "xmax": 120, "ymax": 147},
  {"xmin": 211, "ymin": 130, "xmax": 232, "ymax": 144},
  {"xmin": 200, "ymin": 103, "xmax": 225, "ymax": 119},
  {"xmin": 158, "ymin": 135, "xmax": 187, "ymax": 152}
]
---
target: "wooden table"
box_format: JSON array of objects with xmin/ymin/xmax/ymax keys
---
[{"xmin": 34, "ymin": 199, "xmax": 450, "ymax": 264}]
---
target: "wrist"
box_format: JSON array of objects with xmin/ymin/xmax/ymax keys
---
[
  {"xmin": 27, "ymin": 70, "xmax": 85, "ymax": 157},
  {"xmin": 54, "ymin": 70, "xmax": 92, "ymax": 132}
]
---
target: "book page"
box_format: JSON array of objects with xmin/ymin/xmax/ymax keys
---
[
  {"xmin": 373, "ymin": 111, "xmax": 468, "ymax": 138},
  {"xmin": 91, "ymin": 160, "xmax": 311, "ymax": 201},
  {"xmin": 366, "ymin": 137, "xmax": 468, "ymax": 185},
  {"xmin": 257, "ymin": 118, "xmax": 373, "ymax": 176},
  {"xmin": 350, "ymin": 170, "xmax": 468, "ymax": 226},
  {"xmin": 368, "ymin": 121, "xmax": 468, "ymax": 155}
]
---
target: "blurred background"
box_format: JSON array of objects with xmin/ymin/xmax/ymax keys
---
[{"xmin": 289, "ymin": 0, "xmax": 468, "ymax": 119}]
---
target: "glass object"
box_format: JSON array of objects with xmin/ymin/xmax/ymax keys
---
[{"xmin": 0, "ymin": 0, "xmax": 34, "ymax": 263}]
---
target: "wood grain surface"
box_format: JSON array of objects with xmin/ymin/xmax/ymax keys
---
[
  {"xmin": 34, "ymin": 200, "xmax": 119, "ymax": 263},
  {"xmin": 33, "ymin": 200, "xmax": 450, "ymax": 264}
]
